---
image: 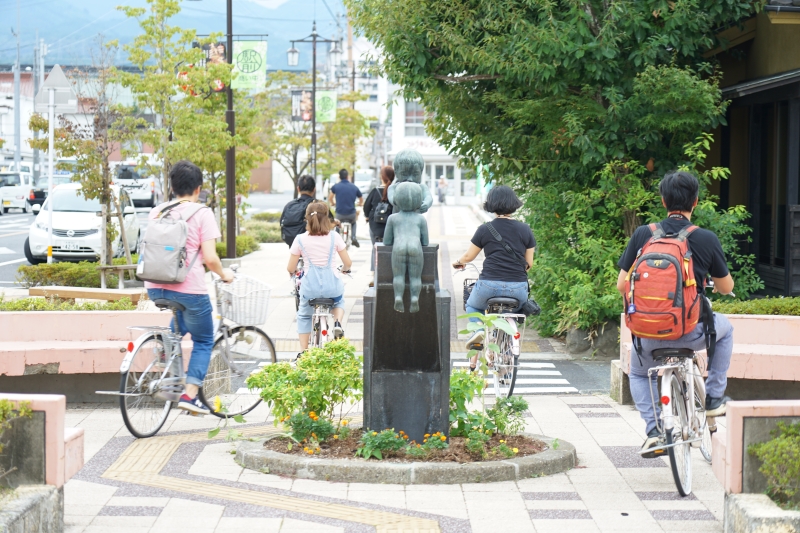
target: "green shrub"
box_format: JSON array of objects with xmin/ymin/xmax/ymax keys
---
[
  {"xmin": 242, "ymin": 220, "xmax": 282, "ymax": 243},
  {"xmin": 355, "ymin": 429, "xmax": 408, "ymax": 460},
  {"xmin": 465, "ymin": 429, "xmax": 490, "ymax": 457},
  {"xmin": 714, "ymin": 297, "xmax": 800, "ymax": 317},
  {"xmin": 487, "ymin": 396, "xmax": 529, "ymax": 436},
  {"xmin": 16, "ymin": 255, "xmax": 138, "ymax": 289},
  {"xmin": 0, "ymin": 297, "xmax": 136, "ymax": 311},
  {"xmin": 251, "ymin": 211, "xmax": 281, "ymax": 222},
  {"xmin": 215, "ymin": 234, "xmax": 260, "ymax": 258},
  {"xmin": 0, "ymin": 399, "xmax": 32, "ymax": 455},
  {"xmin": 449, "ymin": 369, "xmax": 486, "ymax": 437},
  {"xmin": 246, "ymin": 338, "xmax": 363, "ymax": 423},
  {"xmin": 748, "ymin": 422, "xmax": 800, "ymax": 507}
]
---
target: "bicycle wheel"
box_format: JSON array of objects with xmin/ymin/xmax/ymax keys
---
[
  {"xmin": 119, "ymin": 333, "xmax": 173, "ymax": 438},
  {"xmin": 491, "ymin": 330, "xmax": 518, "ymax": 398},
  {"xmin": 693, "ymin": 369, "xmax": 713, "ymax": 463},
  {"xmin": 666, "ymin": 374, "xmax": 693, "ymax": 496},
  {"xmin": 200, "ymin": 326, "xmax": 276, "ymax": 418}
]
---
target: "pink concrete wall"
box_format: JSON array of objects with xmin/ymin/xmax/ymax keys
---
[
  {"xmin": 0, "ymin": 394, "xmax": 75, "ymax": 487},
  {"xmin": 723, "ymin": 400, "xmax": 800, "ymax": 494}
]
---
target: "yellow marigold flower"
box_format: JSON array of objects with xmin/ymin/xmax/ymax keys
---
[
  {"xmin": 513, "ymin": 448, "xmax": 519, "ymax": 453},
  {"xmin": 341, "ymin": 420, "xmax": 348, "ymax": 426},
  {"xmin": 333, "ymin": 435, "xmax": 339, "ymax": 439},
  {"xmin": 423, "ymin": 439, "xmax": 427, "ymax": 443},
  {"xmin": 485, "ymin": 430, "xmax": 491, "ymax": 435},
  {"xmin": 500, "ymin": 440, "xmax": 505, "ymax": 443},
  {"xmin": 440, "ymin": 436, "xmax": 447, "ymax": 441},
  {"xmin": 309, "ymin": 412, "xmax": 316, "ymax": 417},
  {"xmin": 424, "ymin": 434, "xmax": 430, "ymax": 438},
  {"xmin": 372, "ymin": 431, "xmax": 378, "ymax": 436},
  {"xmin": 311, "ymin": 433, "xmax": 317, "ymax": 439},
  {"xmin": 213, "ymin": 396, "xmax": 222, "ymax": 413}
]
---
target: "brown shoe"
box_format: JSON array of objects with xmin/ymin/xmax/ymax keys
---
[{"xmin": 369, "ymin": 281, "xmax": 374, "ymax": 287}]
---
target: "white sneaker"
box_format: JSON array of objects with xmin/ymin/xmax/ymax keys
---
[{"xmin": 465, "ymin": 329, "xmax": 485, "ymax": 350}]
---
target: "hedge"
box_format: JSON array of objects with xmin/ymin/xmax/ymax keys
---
[
  {"xmin": 714, "ymin": 297, "xmax": 800, "ymax": 316},
  {"xmin": 0, "ymin": 297, "xmax": 137, "ymax": 311},
  {"xmin": 17, "ymin": 255, "xmax": 139, "ymax": 289},
  {"xmin": 250, "ymin": 211, "xmax": 281, "ymax": 223},
  {"xmin": 242, "ymin": 220, "xmax": 282, "ymax": 243},
  {"xmin": 215, "ymin": 234, "xmax": 260, "ymax": 258}
]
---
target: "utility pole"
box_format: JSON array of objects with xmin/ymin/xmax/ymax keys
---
[
  {"xmin": 224, "ymin": 0, "xmax": 237, "ymax": 259},
  {"xmin": 33, "ymin": 32, "xmax": 40, "ymax": 182},
  {"xmin": 13, "ymin": 0, "xmax": 21, "ymax": 170},
  {"xmin": 347, "ymin": 19, "xmax": 355, "ymax": 110}
]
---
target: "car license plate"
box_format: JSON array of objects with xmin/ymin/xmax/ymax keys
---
[
  {"xmin": 61, "ymin": 241, "xmax": 79, "ymax": 251},
  {"xmin": 2, "ymin": 201, "xmax": 10, "ymax": 206}
]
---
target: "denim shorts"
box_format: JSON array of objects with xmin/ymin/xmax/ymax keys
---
[{"xmin": 297, "ymin": 295, "xmax": 344, "ymax": 334}]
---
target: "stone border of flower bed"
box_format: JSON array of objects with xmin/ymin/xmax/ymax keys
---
[
  {"xmin": 0, "ymin": 485, "xmax": 63, "ymax": 533},
  {"xmin": 235, "ymin": 434, "xmax": 576, "ymax": 485}
]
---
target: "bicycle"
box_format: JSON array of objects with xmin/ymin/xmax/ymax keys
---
[
  {"xmin": 456, "ymin": 263, "xmax": 526, "ymax": 398},
  {"xmin": 291, "ymin": 257, "xmax": 304, "ymax": 311},
  {"xmin": 101, "ymin": 268, "xmax": 277, "ymax": 438},
  {"xmin": 306, "ymin": 266, "xmax": 351, "ymax": 349},
  {"xmin": 340, "ymin": 221, "xmax": 353, "ymax": 250}
]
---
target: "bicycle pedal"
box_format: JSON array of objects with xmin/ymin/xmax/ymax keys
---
[{"xmin": 468, "ymin": 343, "xmax": 484, "ymax": 351}]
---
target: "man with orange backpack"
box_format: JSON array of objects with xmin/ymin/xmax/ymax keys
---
[{"xmin": 616, "ymin": 171, "xmax": 735, "ymax": 458}]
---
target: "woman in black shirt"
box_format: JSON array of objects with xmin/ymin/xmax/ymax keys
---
[
  {"xmin": 363, "ymin": 166, "xmax": 395, "ymax": 277},
  {"xmin": 453, "ymin": 186, "xmax": 536, "ymax": 358}
]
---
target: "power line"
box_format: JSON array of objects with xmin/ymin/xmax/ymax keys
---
[
  {"xmin": 48, "ymin": 9, "xmax": 117, "ymax": 48},
  {"xmin": 182, "ymin": 5, "xmax": 333, "ymax": 22},
  {"xmin": 48, "ymin": 20, "xmax": 128, "ymax": 53}
]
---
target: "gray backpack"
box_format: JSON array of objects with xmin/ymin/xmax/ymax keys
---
[{"xmin": 137, "ymin": 201, "xmax": 206, "ymax": 284}]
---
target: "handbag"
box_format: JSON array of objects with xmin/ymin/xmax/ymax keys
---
[{"xmin": 484, "ymin": 222, "xmax": 541, "ymax": 316}]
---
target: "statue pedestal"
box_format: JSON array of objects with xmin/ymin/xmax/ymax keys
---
[{"xmin": 363, "ymin": 245, "xmax": 451, "ymax": 443}]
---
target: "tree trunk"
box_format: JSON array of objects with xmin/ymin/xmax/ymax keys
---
[{"xmin": 623, "ymin": 209, "xmax": 641, "ymax": 238}]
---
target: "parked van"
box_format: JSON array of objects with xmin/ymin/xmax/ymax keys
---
[{"xmin": 0, "ymin": 171, "xmax": 34, "ymax": 214}]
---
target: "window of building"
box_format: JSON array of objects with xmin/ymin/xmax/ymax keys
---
[{"xmin": 405, "ymin": 100, "xmax": 427, "ymax": 137}]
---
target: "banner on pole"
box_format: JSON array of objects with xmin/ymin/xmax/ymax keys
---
[
  {"xmin": 291, "ymin": 89, "xmax": 313, "ymax": 121},
  {"xmin": 232, "ymin": 41, "xmax": 267, "ymax": 90},
  {"xmin": 315, "ymin": 90, "xmax": 337, "ymax": 122}
]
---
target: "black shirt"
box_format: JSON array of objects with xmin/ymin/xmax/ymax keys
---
[
  {"xmin": 471, "ymin": 219, "xmax": 536, "ymax": 282},
  {"xmin": 363, "ymin": 187, "xmax": 387, "ymax": 239},
  {"xmin": 617, "ymin": 217, "xmax": 730, "ymax": 287}
]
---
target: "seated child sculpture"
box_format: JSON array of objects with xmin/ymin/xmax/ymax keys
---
[
  {"xmin": 383, "ymin": 181, "xmax": 429, "ymax": 313},
  {"xmin": 387, "ymin": 149, "xmax": 433, "ymax": 214}
]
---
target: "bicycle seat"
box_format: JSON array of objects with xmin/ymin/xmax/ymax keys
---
[
  {"xmin": 486, "ymin": 297, "xmax": 520, "ymax": 307},
  {"xmin": 309, "ymin": 298, "xmax": 335, "ymax": 307},
  {"xmin": 652, "ymin": 348, "xmax": 695, "ymax": 359},
  {"xmin": 153, "ymin": 299, "xmax": 186, "ymax": 312}
]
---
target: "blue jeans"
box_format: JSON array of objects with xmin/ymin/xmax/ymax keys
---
[
  {"xmin": 465, "ymin": 280, "xmax": 529, "ymax": 322},
  {"xmin": 147, "ymin": 289, "xmax": 214, "ymax": 387},
  {"xmin": 629, "ymin": 313, "xmax": 733, "ymax": 435},
  {"xmin": 297, "ymin": 295, "xmax": 344, "ymax": 334}
]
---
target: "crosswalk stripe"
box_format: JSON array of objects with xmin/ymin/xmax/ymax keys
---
[
  {"xmin": 452, "ymin": 360, "xmax": 578, "ymax": 395},
  {"xmin": 506, "ymin": 378, "xmax": 571, "ymax": 385},
  {"xmin": 513, "ymin": 387, "xmax": 580, "ymax": 394}
]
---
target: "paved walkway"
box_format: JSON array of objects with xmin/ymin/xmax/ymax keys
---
[{"xmin": 64, "ymin": 205, "xmax": 727, "ymax": 533}]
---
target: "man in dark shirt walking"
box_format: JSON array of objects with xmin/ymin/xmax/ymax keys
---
[
  {"xmin": 617, "ymin": 171, "xmax": 734, "ymax": 457},
  {"xmin": 328, "ymin": 169, "xmax": 363, "ymax": 247}
]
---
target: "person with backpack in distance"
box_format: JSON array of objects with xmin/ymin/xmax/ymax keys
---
[
  {"xmin": 287, "ymin": 201, "xmax": 353, "ymax": 356},
  {"xmin": 363, "ymin": 166, "xmax": 395, "ymax": 279},
  {"xmin": 280, "ymin": 175, "xmax": 318, "ymax": 247},
  {"xmin": 328, "ymin": 168, "xmax": 363, "ymax": 247},
  {"xmin": 617, "ymin": 171, "xmax": 734, "ymax": 458},
  {"xmin": 140, "ymin": 160, "xmax": 234, "ymax": 416}
]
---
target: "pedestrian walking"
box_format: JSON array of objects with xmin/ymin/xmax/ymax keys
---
[
  {"xmin": 437, "ymin": 176, "xmax": 448, "ymax": 204},
  {"xmin": 363, "ymin": 166, "xmax": 395, "ymax": 279}
]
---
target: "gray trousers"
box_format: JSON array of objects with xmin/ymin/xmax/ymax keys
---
[{"xmin": 629, "ymin": 313, "xmax": 733, "ymax": 434}]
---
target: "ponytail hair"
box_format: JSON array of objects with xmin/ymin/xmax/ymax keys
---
[
  {"xmin": 380, "ymin": 166, "xmax": 395, "ymax": 202},
  {"xmin": 305, "ymin": 201, "xmax": 332, "ymax": 236}
]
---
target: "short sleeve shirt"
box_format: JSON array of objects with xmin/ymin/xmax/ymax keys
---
[
  {"xmin": 144, "ymin": 202, "xmax": 221, "ymax": 294},
  {"xmin": 471, "ymin": 219, "xmax": 536, "ymax": 283},
  {"xmin": 290, "ymin": 231, "xmax": 347, "ymax": 277},
  {"xmin": 330, "ymin": 180, "xmax": 362, "ymax": 216},
  {"xmin": 617, "ymin": 217, "xmax": 729, "ymax": 288}
]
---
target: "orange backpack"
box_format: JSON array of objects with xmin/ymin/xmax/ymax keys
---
[{"xmin": 624, "ymin": 223, "xmax": 702, "ymax": 341}]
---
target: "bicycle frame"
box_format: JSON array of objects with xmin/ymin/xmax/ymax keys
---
[
  {"xmin": 645, "ymin": 357, "xmax": 703, "ymax": 450},
  {"xmin": 310, "ymin": 304, "xmax": 334, "ymax": 347},
  {"xmin": 340, "ymin": 221, "xmax": 352, "ymax": 247}
]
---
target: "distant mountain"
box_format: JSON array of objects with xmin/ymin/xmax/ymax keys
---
[{"xmin": 0, "ymin": 0, "xmax": 346, "ymax": 70}]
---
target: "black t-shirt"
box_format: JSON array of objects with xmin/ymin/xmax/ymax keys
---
[
  {"xmin": 617, "ymin": 216, "xmax": 730, "ymax": 288},
  {"xmin": 471, "ymin": 219, "xmax": 536, "ymax": 282}
]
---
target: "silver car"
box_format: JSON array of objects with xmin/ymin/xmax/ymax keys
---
[{"xmin": 115, "ymin": 165, "xmax": 163, "ymax": 208}]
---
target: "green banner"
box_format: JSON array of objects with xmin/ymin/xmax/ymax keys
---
[
  {"xmin": 315, "ymin": 91, "xmax": 337, "ymax": 122},
  {"xmin": 232, "ymin": 41, "xmax": 267, "ymax": 90}
]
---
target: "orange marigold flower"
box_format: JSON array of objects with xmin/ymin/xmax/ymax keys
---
[
  {"xmin": 403, "ymin": 435, "xmax": 408, "ymax": 439},
  {"xmin": 424, "ymin": 434, "xmax": 430, "ymax": 438},
  {"xmin": 440, "ymin": 436, "xmax": 447, "ymax": 441}
]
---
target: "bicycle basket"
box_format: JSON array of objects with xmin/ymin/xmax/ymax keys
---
[
  {"xmin": 463, "ymin": 278, "xmax": 477, "ymax": 311},
  {"xmin": 216, "ymin": 275, "xmax": 271, "ymax": 326}
]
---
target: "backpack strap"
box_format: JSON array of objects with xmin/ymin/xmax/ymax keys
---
[
  {"xmin": 650, "ymin": 223, "xmax": 665, "ymax": 239},
  {"xmin": 326, "ymin": 232, "xmax": 336, "ymax": 268},
  {"xmin": 676, "ymin": 224, "xmax": 699, "ymax": 241},
  {"xmin": 485, "ymin": 221, "xmax": 528, "ymax": 273}
]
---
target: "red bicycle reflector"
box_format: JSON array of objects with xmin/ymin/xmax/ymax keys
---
[
  {"xmin": 661, "ymin": 395, "xmax": 670, "ymax": 405},
  {"xmin": 322, "ymin": 330, "xmax": 328, "ymax": 336},
  {"xmin": 127, "ymin": 341, "xmax": 134, "ymax": 352},
  {"xmin": 513, "ymin": 332, "xmax": 521, "ymax": 339}
]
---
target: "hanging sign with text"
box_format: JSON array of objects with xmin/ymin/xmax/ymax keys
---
[
  {"xmin": 232, "ymin": 41, "xmax": 267, "ymax": 90},
  {"xmin": 315, "ymin": 90, "xmax": 337, "ymax": 122}
]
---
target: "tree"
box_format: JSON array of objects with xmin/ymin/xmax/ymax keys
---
[
  {"xmin": 115, "ymin": 0, "xmax": 232, "ymax": 200},
  {"xmin": 317, "ymin": 91, "xmax": 374, "ymax": 181},
  {"xmin": 348, "ymin": 0, "xmax": 763, "ymax": 334}
]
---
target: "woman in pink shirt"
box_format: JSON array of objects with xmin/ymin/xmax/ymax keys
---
[
  {"xmin": 145, "ymin": 161, "xmax": 233, "ymax": 415},
  {"xmin": 287, "ymin": 201, "xmax": 352, "ymax": 355}
]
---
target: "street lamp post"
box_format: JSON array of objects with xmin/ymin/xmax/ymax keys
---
[{"xmin": 288, "ymin": 23, "xmax": 341, "ymax": 182}]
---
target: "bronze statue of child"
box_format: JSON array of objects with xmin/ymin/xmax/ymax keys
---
[
  {"xmin": 387, "ymin": 149, "xmax": 432, "ymax": 213},
  {"xmin": 383, "ymin": 181, "xmax": 429, "ymax": 313}
]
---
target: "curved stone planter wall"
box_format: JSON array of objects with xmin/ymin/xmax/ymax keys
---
[{"xmin": 236, "ymin": 435, "xmax": 576, "ymax": 485}]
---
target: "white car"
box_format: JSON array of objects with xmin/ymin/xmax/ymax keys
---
[
  {"xmin": 114, "ymin": 165, "xmax": 162, "ymax": 207},
  {"xmin": 0, "ymin": 171, "xmax": 35, "ymax": 214},
  {"xmin": 353, "ymin": 171, "xmax": 375, "ymax": 195},
  {"xmin": 25, "ymin": 183, "xmax": 141, "ymax": 264}
]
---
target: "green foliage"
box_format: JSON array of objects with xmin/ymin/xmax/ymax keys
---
[
  {"xmin": 0, "ymin": 297, "xmax": 136, "ymax": 312},
  {"xmin": 0, "ymin": 399, "xmax": 32, "ymax": 454},
  {"xmin": 246, "ymin": 338, "xmax": 363, "ymax": 423},
  {"xmin": 356, "ymin": 429, "xmax": 407, "ymax": 460},
  {"xmin": 16, "ymin": 256, "xmax": 139, "ymax": 289},
  {"xmin": 215, "ymin": 235, "xmax": 260, "ymax": 258},
  {"xmin": 284, "ymin": 412, "xmax": 335, "ymax": 444},
  {"xmin": 487, "ymin": 396, "xmax": 529, "ymax": 436},
  {"xmin": 713, "ymin": 297, "xmax": 800, "ymax": 316},
  {"xmin": 349, "ymin": 0, "xmax": 762, "ymax": 332},
  {"xmin": 465, "ymin": 430, "xmax": 490, "ymax": 457},
  {"xmin": 491, "ymin": 442, "xmax": 517, "ymax": 458},
  {"xmin": 250, "ymin": 212, "xmax": 282, "ymax": 223},
  {"xmin": 748, "ymin": 422, "xmax": 800, "ymax": 506},
  {"xmin": 449, "ymin": 369, "xmax": 485, "ymax": 437},
  {"xmin": 242, "ymin": 221, "xmax": 282, "ymax": 243}
]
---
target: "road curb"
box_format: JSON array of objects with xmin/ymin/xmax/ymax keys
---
[{"xmin": 236, "ymin": 433, "xmax": 576, "ymax": 485}]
